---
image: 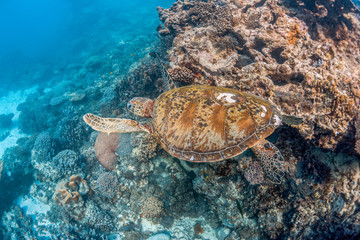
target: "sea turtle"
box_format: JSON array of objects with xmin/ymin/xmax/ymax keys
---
[{"xmin": 84, "ymin": 85, "xmax": 302, "ymax": 184}]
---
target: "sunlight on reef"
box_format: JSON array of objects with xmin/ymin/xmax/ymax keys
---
[{"xmin": 0, "ymin": 87, "xmax": 37, "ymax": 157}]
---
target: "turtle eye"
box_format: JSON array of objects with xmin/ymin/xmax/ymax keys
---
[{"xmin": 127, "ymin": 102, "xmax": 133, "ymax": 110}]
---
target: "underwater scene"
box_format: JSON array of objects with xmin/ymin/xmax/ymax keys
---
[{"xmin": 0, "ymin": 0, "xmax": 360, "ymax": 239}]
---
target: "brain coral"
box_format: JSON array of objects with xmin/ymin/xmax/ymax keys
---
[{"xmin": 157, "ymin": 0, "xmax": 360, "ymax": 150}]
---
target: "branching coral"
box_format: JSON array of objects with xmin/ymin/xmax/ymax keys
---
[
  {"xmin": 141, "ymin": 196, "xmax": 164, "ymax": 219},
  {"xmin": 52, "ymin": 150, "xmax": 82, "ymax": 179},
  {"xmin": 95, "ymin": 172, "xmax": 119, "ymax": 198},
  {"xmin": 168, "ymin": 66, "xmax": 194, "ymax": 84}
]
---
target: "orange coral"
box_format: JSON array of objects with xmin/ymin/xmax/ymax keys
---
[
  {"xmin": 53, "ymin": 175, "xmax": 90, "ymax": 206},
  {"xmin": 287, "ymin": 24, "xmax": 304, "ymax": 45}
]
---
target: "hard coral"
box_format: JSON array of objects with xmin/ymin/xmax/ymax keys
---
[
  {"xmin": 130, "ymin": 132, "xmax": 158, "ymax": 161},
  {"xmin": 244, "ymin": 160, "xmax": 264, "ymax": 185},
  {"xmin": 95, "ymin": 172, "xmax": 118, "ymax": 198},
  {"xmin": 355, "ymin": 113, "xmax": 360, "ymax": 155},
  {"xmin": 52, "ymin": 149, "xmax": 82, "ymax": 179},
  {"xmin": 53, "ymin": 175, "xmax": 90, "ymax": 206},
  {"xmin": 95, "ymin": 132, "xmax": 120, "ymax": 170},
  {"xmin": 54, "ymin": 106, "xmax": 88, "ymax": 150},
  {"xmin": 168, "ymin": 66, "xmax": 194, "ymax": 84},
  {"xmin": 141, "ymin": 196, "xmax": 164, "ymax": 219}
]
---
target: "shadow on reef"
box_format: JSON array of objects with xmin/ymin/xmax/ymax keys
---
[
  {"xmin": 0, "ymin": 138, "xmax": 34, "ymax": 218},
  {"xmin": 283, "ymin": 0, "xmax": 360, "ymax": 42}
]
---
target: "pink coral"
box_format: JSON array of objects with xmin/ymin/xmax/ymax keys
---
[{"xmin": 94, "ymin": 132, "xmax": 120, "ymax": 170}]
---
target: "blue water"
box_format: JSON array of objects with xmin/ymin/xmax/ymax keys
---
[{"xmin": 0, "ymin": 0, "xmax": 173, "ymax": 95}]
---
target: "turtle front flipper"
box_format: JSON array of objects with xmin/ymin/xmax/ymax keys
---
[
  {"xmin": 83, "ymin": 113, "xmax": 150, "ymax": 134},
  {"xmin": 281, "ymin": 114, "xmax": 303, "ymax": 126},
  {"xmin": 250, "ymin": 139, "xmax": 285, "ymax": 184}
]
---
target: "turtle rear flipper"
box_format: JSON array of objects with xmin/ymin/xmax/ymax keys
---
[
  {"xmin": 83, "ymin": 113, "xmax": 150, "ymax": 134},
  {"xmin": 251, "ymin": 139, "xmax": 285, "ymax": 184},
  {"xmin": 282, "ymin": 114, "xmax": 303, "ymax": 126}
]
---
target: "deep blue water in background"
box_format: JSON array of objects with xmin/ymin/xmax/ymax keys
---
[{"xmin": 0, "ymin": 0, "xmax": 174, "ymax": 96}]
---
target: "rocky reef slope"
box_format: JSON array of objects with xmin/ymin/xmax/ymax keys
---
[{"xmin": 158, "ymin": 0, "xmax": 360, "ymax": 151}]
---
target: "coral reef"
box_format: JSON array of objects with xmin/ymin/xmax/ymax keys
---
[
  {"xmin": 54, "ymin": 105, "xmax": 89, "ymax": 150},
  {"xmin": 2, "ymin": 0, "xmax": 360, "ymax": 239},
  {"xmin": 157, "ymin": 0, "xmax": 360, "ymax": 151},
  {"xmin": 244, "ymin": 160, "xmax": 264, "ymax": 185},
  {"xmin": 52, "ymin": 150, "xmax": 83, "ymax": 179},
  {"xmin": 141, "ymin": 196, "xmax": 164, "ymax": 219},
  {"xmin": 95, "ymin": 132, "xmax": 120, "ymax": 171},
  {"xmin": 168, "ymin": 66, "xmax": 194, "ymax": 84},
  {"xmin": 130, "ymin": 132, "xmax": 158, "ymax": 161},
  {"xmin": 94, "ymin": 172, "xmax": 119, "ymax": 198},
  {"xmin": 355, "ymin": 113, "xmax": 360, "ymax": 154}
]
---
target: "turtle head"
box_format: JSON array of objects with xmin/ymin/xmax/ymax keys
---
[{"xmin": 127, "ymin": 97, "xmax": 154, "ymax": 118}]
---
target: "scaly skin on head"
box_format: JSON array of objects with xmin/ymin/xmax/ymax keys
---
[{"xmin": 127, "ymin": 97, "xmax": 154, "ymax": 118}]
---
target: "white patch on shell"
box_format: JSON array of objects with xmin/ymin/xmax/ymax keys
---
[
  {"xmin": 217, "ymin": 93, "xmax": 236, "ymax": 103},
  {"xmin": 274, "ymin": 115, "xmax": 282, "ymax": 126},
  {"xmin": 190, "ymin": 156, "xmax": 194, "ymax": 161},
  {"xmin": 260, "ymin": 105, "xmax": 267, "ymax": 118},
  {"xmin": 261, "ymin": 105, "xmax": 267, "ymax": 112}
]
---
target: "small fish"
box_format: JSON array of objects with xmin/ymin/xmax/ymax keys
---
[
  {"xmin": 236, "ymin": 199, "xmax": 244, "ymax": 218},
  {"xmin": 131, "ymin": 54, "xmax": 134, "ymax": 56},
  {"xmin": 202, "ymin": 169, "xmax": 209, "ymax": 180}
]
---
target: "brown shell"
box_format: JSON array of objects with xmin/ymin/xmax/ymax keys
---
[{"xmin": 151, "ymin": 85, "xmax": 282, "ymax": 162}]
